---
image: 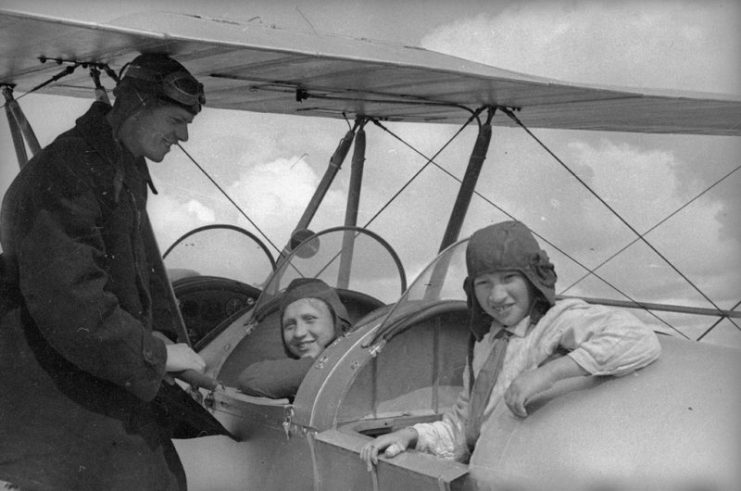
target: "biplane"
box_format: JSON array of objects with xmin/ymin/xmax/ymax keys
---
[{"xmin": 1, "ymin": 7, "xmax": 740, "ymax": 491}]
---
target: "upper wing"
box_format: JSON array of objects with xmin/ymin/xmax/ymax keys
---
[{"xmin": 1, "ymin": 9, "xmax": 739, "ymax": 135}]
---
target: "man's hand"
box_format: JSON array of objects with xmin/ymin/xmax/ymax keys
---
[{"xmin": 165, "ymin": 343, "xmax": 206, "ymax": 373}]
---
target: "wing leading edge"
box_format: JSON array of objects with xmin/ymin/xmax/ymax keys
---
[{"xmin": 0, "ymin": 9, "xmax": 739, "ymax": 135}]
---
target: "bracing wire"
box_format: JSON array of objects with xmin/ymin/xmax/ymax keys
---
[
  {"xmin": 696, "ymin": 298, "xmax": 741, "ymax": 341},
  {"xmin": 9, "ymin": 57, "xmax": 733, "ymax": 336},
  {"xmin": 300, "ymin": 111, "xmax": 482, "ymax": 289},
  {"xmin": 501, "ymin": 107, "xmax": 739, "ymax": 331},
  {"xmin": 176, "ymin": 143, "xmax": 282, "ymax": 256},
  {"xmin": 1, "ymin": 58, "xmax": 120, "ymax": 108},
  {"xmin": 362, "ymin": 108, "xmax": 483, "ymax": 228},
  {"xmin": 370, "ymin": 116, "xmax": 690, "ymax": 338},
  {"xmin": 561, "ymin": 163, "xmax": 741, "ymax": 295},
  {"xmin": 0, "ymin": 65, "xmax": 75, "ymax": 107}
]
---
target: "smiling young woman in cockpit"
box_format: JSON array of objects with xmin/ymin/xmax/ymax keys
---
[
  {"xmin": 360, "ymin": 220, "xmax": 662, "ymax": 467},
  {"xmin": 238, "ymin": 278, "xmax": 351, "ymax": 400}
]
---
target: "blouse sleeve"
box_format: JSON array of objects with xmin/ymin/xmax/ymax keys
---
[
  {"xmin": 413, "ymin": 356, "xmax": 472, "ymax": 461},
  {"xmin": 552, "ymin": 302, "xmax": 661, "ymax": 376}
]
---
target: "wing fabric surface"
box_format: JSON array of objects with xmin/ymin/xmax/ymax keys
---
[{"xmin": 0, "ymin": 9, "xmax": 739, "ymax": 135}]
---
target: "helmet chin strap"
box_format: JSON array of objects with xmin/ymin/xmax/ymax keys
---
[
  {"xmin": 107, "ymin": 85, "xmax": 152, "ymax": 142},
  {"xmin": 133, "ymin": 87, "xmax": 148, "ymax": 107},
  {"xmin": 525, "ymin": 301, "xmax": 537, "ymax": 325}
]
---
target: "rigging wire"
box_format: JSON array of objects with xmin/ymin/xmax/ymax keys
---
[
  {"xmin": 697, "ymin": 298, "xmax": 741, "ymax": 341},
  {"xmin": 500, "ymin": 107, "xmax": 739, "ymax": 331},
  {"xmin": 370, "ymin": 116, "xmax": 689, "ymax": 338},
  {"xmin": 362, "ymin": 108, "xmax": 483, "ymax": 228},
  {"xmin": 1, "ymin": 59, "xmax": 119, "ymax": 108},
  {"xmin": 560, "ymin": 163, "xmax": 741, "ymax": 315},
  {"xmin": 8, "ymin": 57, "xmax": 733, "ymax": 336},
  {"xmin": 3, "ymin": 65, "xmax": 75, "ymax": 106},
  {"xmin": 175, "ymin": 143, "xmax": 282, "ymax": 256},
  {"xmin": 305, "ymin": 111, "xmax": 482, "ymax": 288}
]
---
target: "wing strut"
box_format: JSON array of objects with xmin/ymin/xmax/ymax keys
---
[
  {"xmin": 338, "ymin": 117, "xmax": 368, "ymax": 289},
  {"xmin": 438, "ymin": 107, "xmax": 495, "ymax": 252},
  {"xmin": 2, "ymin": 59, "xmax": 121, "ymax": 170},
  {"xmin": 292, "ymin": 120, "xmax": 359, "ymax": 233},
  {"xmin": 424, "ymin": 106, "xmax": 494, "ymax": 302},
  {"xmin": 2, "ymin": 85, "xmax": 41, "ymax": 167},
  {"xmin": 501, "ymin": 107, "xmax": 740, "ymax": 332}
]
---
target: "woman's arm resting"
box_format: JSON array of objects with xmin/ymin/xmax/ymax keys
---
[
  {"xmin": 359, "ymin": 426, "xmax": 418, "ymax": 470},
  {"xmin": 504, "ymin": 355, "xmax": 588, "ymax": 417}
]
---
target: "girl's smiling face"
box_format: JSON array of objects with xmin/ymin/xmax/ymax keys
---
[
  {"xmin": 282, "ymin": 298, "xmax": 336, "ymax": 359},
  {"xmin": 473, "ymin": 271, "xmax": 535, "ymax": 327}
]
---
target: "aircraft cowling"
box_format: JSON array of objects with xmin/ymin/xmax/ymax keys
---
[{"xmin": 466, "ymin": 335, "xmax": 741, "ymax": 491}]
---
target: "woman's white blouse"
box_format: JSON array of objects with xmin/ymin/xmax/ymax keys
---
[{"xmin": 413, "ymin": 298, "xmax": 662, "ymax": 461}]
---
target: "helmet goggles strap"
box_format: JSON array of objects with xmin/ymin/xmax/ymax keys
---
[{"xmin": 122, "ymin": 64, "xmax": 205, "ymax": 107}]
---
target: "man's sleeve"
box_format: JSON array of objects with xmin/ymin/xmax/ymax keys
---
[{"xmin": 16, "ymin": 157, "xmax": 167, "ymax": 401}]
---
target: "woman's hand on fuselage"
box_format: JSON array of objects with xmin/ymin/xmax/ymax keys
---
[
  {"xmin": 165, "ymin": 343, "xmax": 206, "ymax": 373},
  {"xmin": 359, "ymin": 427, "xmax": 418, "ymax": 471},
  {"xmin": 504, "ymin": 355, "xmax": 588, "ymax": 417}
]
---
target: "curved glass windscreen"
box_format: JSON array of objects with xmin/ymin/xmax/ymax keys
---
[
  {"xmin": 163, "ymin": 224, "xmax": 276, "ymax": 287},
  {"xmin": 214, "ymin": 226, "xmax": 406, "ymax": 386},
  {"xmin": 372, "ymin": 237, "xmax": 469, "ymax": 341},
  {"xmin": 251, "ymin": 226, "xmax": 406, "ymax": 320}
]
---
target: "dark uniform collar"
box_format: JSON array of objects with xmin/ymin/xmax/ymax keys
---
[{"xmin": 74, "ymin": 101, "xmax": 158, "ymax": 195}]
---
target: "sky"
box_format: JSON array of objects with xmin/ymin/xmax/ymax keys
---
[{"xmin": 1, "ymin": 0, "xmax": 740, "ymax": 346}]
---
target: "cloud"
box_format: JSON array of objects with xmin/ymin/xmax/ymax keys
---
[
  {"xmin": 566, "ymin": 139, "xmax": 680, "ymax": 231},
  {"xmin": 420, "ymin": 0, "xmax": 740, "ymax": 94},
  {"xmin": 5, "ymin": 1, "xmax": 737, "ymax": 346},
  {"xmin": 225, "ymin": 155, "xmax": 347, "ymax": 246},
  {"xmin": 413, "ymin": 2, "xmax": 740, "ymax": 346},
  {"xmin": 148, "ymin": 193, "xmax": 216, "ymax": 246},
  {"xmin": 185, "ymin": 199, "xmax": 216, "ymax": 222},
  {"xmin": 548, "ymin": 138, "xmax": 740, "ymax": 308}
]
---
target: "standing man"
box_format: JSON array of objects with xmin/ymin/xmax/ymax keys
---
[{"xmin": 0, "ymin": 53, "xmax": 207, "ymax": 490}]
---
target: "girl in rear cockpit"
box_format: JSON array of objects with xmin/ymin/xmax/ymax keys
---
[
  {"xmin": 360, "ymin": 220, "xmax": 661, "ymax": 466},
  {"xmin": 238, "ymin": 278, "xmax": 351, "ymax": 400}
]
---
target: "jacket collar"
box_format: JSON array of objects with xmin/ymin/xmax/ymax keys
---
[
  {"xmin": 75, "ymin": 101, "xmax": 126, "ymax": 167},
  {"xmin": 75, "ymin": 101, "xmax": 156, "ymax": 194}
]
